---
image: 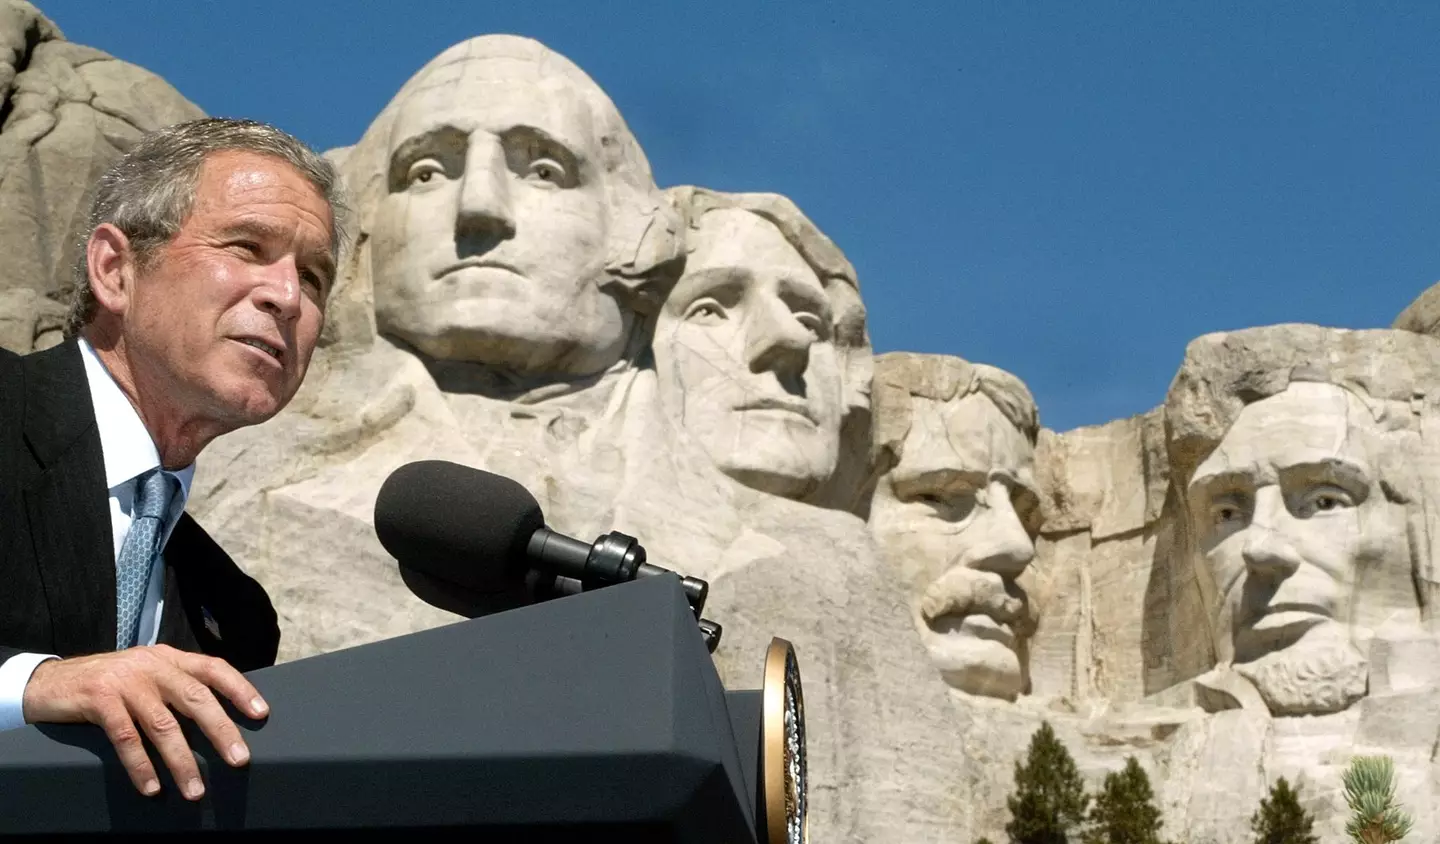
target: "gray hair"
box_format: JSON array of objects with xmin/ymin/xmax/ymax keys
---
[{"xmin": 65, "ymin": 117, "xmax": 350, "ymax": 336}]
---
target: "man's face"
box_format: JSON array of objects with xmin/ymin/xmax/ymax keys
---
[
  {"xmin": 869, "ymin": 392, "xmax": 1040, "ymax": 700},
  {"xmin": 371, "ymin": 55, "xmax": 624, "ymax": 376},
  {"xmin": 653, "ymin": 208, "xmax": 844, "ymax": 499},
  {"xmin": 121, "ymin": 150, "xmax": 332, "ymax": 430},
  {"xmin": 1187, "ymin": 382, "xmax": 1411, "ymax": 667}
]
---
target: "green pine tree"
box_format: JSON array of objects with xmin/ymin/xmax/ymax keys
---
[
  {"xmin": 1342, "ymin": 756, "xmax": 1413, "ymax": 844},
  {"xmin": 1250, "ymin": 777, "xmax": 1319, "ymax": 844},
  {"xmin": 1082, "ymin": 757, "xmax": 1167, "ymax": 844},
  {"xmin": 1004, "ymin": 722, "xmax": 1090, "ymax": 844}
]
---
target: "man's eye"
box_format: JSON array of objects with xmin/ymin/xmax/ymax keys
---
[
  {"xmin": 405, "ymin": 159, "xmax": 446, "ymax": 187},
  {"xmin": 684, "ymin": 299, "xmax": 726, "ymax": 322},
  {"xmin": 527, "ymin": 158, "xmax": 568, "ymax": 185},
  {"xmin": 229, "ymin": 241, "xmax": 262, "ymax": 257}
]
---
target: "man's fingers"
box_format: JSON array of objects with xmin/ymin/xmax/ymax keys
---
[
  {"xmin": 156, "ymin": 669, "xmax": 250, "ymax": 770},
  {"xmin": 94, "ymin": 698, "xmax": 160, "ymax": 797},
  {"xmin": 173, "ymin": 651, "xmax": 268, "ymax": 722},
  {"xmin": 129, "ymin": 687, "xmax": 205, "ymax": 801}
]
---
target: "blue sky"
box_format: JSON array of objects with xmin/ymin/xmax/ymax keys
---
[{"xmin": 43, "ymin": 1, "xmax": 1440, "ymax": 431}]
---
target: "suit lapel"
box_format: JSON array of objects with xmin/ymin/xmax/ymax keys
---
[
  {"xmin": 157, "ymin": 519, "xmax": 201, "ymax": 654},
  {"xmin": 20, "ymin": 339, "xmax": 116, "ymax": 656}
]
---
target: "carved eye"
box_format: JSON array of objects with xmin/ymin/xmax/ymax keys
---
[
  {"xmin": 794, "ymin": 311, "xmax": 825, "ymax": 339},
  {"xmin": 405, "ymin": 159, "xmax": 445, "ymax": 187},
  {"xmin": 683, "ymin": 299, "xmax": 727, "ymax": 323},
  {"xmin": 1210, "ymin": 501, "xmax": 1246, "ymax": 526},
  {"xmin": 1297, "ymin": 486, "xmax": 1355, "ymax": 518},
  {"xmin": 527, "ymin": 158, "xmax": 568, "ymax": 185},
  {"xmin": 911, "ymin": 490, "xmax": 977, "ymax": 523}
]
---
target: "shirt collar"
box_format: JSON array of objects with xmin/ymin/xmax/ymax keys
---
[{"xmin": 77, "ymin": 337, "xmax": 195, "ymax": 505}]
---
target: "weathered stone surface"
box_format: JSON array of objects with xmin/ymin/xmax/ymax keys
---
[
  {"xmin": 0, "ymin": 0, "xmax": 202, "ymax": 352},
  {"xmin": 1394, "ymin": 278, "xmax": 1440, "ymax": 336},
  {"xmin": 869, "ymin": 352, "xmax": 1042, "ymax": 702},
  {"xmin": 187, "ymin": 35, "xmax": 966, "ymax": 843}
]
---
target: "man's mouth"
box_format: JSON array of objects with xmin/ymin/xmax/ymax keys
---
[{"xmin": 234, "ymin": 337, "xmax": 283, "ymax": 362}]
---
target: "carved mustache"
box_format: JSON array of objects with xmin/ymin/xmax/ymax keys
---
[{"xmin": 918, "ymin": 565, "xmax": 1033, "ymax": 635}]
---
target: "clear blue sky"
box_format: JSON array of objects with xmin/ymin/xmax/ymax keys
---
[{"xmin": 42, "ymin": 1, "xmax": 1440, "ymax": 432}]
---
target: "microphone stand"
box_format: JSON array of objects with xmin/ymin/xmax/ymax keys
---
[{"xmin": 528, "ymin": 531, "xmax": 723, "ymax": 653}]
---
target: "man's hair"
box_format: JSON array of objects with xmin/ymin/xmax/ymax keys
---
[
  {"xmin": 871, "ymin": 352, "xmax": 1040, "ymax": 472},
  {"xmin": 65, "ymin": 117, "xmax": 350, "ymax": 336}
]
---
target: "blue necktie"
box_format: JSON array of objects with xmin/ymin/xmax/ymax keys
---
[{"xmin": 116, "ymin": 469, "xmax": 175, "ymax": 649}]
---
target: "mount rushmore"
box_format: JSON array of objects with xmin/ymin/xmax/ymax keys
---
[{"xmin": 3, "ymin": 4, "xmax": 1440, "ymax": 840}]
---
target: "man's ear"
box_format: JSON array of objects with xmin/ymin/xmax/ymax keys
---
[{"xmin": 86, "ymin": 223, "xmax": 137, "ymax": 318}]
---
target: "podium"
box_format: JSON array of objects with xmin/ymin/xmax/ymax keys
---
[{"xmin": 0, "ymin": 575, "xmax": 797, "ymax": 841}]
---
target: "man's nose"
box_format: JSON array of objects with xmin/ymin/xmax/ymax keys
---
[
  {"xmin": 253, "ymin": 260, "xmax": 302, "ymax": 322},
  {"xmin": 1240, "ymin": 487, "xmax": 1303, "ymax": 579},
  {"xmin": 963, "ymin": 480, "xmax": 1034, "ymax": 580},
  {"xmin": 746, "ymin": 295, "xmax": 812, "ymax": 379},
  {"xmin": 456, "ymin": 140, "xmax": 516, "ymax": 242}
]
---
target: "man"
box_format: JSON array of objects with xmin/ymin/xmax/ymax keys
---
[
  {"xmin": 867, "ymin": 352, "xmax": 1043, "ymax": 700},
  {"xmin": 1164, "ymin": 325, "xmax": 1439, "ymax": 715},
  {"xmin": 652, "ymin": 187, "xmax": 871, "ymax": 505},
  {"xmin": 0, "ymin": 118, "xmax": 344, "ymax": 799}
]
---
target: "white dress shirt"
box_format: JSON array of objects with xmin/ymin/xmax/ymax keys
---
[{"xmin": 0, "ymin": 338, "xmax": 193, "ymax": 730}]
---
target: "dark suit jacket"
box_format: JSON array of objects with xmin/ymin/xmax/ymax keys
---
[{"xmin": 0, "ymin": 339, "xmax": 278, "ymax": 671}]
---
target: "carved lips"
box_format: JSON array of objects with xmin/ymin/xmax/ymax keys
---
[{"xmin": 917, "ymin": 565, "xmax": 1026, "ymax": 659}]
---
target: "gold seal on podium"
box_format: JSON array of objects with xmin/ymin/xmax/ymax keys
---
[{"xmin": 761, "ymin": 637, "xmax": 807, "ymax": 844}]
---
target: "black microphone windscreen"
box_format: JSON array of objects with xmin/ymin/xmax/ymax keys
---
[{"xmin": 374, "ymin": 460, "xmax": 545, "ymax": 594}]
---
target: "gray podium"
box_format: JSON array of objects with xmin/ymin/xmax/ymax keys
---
[{"xmin": 0, "ymin": 575, "xmax": 767, "ymax": 841}]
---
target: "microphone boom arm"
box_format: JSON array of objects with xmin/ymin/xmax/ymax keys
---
[{"xmin": 529, "ymin": 529, "xmax": 721, "ymax": 652}]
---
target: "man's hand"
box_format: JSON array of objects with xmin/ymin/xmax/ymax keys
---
[{"xmin": 20, "ymin": 645, "xmax": 269, "ymax": 800}]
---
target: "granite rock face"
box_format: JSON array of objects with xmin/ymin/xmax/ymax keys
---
[
  {"xmin": 0, "ymin": 0, "xmax": 201, "ymax": 353},
  {"xmin": 6, "ymin": 22, "xmax": 1440, "ymax": 844},
  {"xmin": 1394, "ymin": 279, "xmax": 1440, "ymax": 337}
]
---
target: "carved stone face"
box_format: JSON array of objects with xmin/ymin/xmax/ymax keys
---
[
  {"xmin": 654, "ymin": 208, "xmax": 845, "ymax": 499},
  {"xmin": 1187, "ymin": 382, "xmax": 1413, "ymax": 711},
  {"xmin": 869, "ymin": 392, "xmax": 1040, "ymax": 700},
  {"xmin": 371, "ymin": 53, "xmax": 627, "ymax": 376}
]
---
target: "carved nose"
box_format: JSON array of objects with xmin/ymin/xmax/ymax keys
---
[
  {"xmin": 1241, "ymin": 488, "xmax": 1302, "ymax": 580},
  {"xmin": 746, "ymin": 297, "xmax": 812, "ymax": 379},
  {"xmin": 965, "ymin": 481, "xmax": 1034, "ymax": 580},
  {"xmin": 1240, "ymin": 530, "xmax": 1303, "ymax": 580},
  {"xmin": 455, "ymin": 143, "xmax": 516, "ymax": 243}
]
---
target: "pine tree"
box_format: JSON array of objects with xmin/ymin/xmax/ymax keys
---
[
  {"xmin": 1004, "ymin": 722, "xmax": 1090, "ymax": 844},
  {"xmin": 1082, "ymin": 757, "xmax": 1167, "ymax": 844},
  {"xmin": 1342, "ymin": 756, "xmax": 1413, "ymax": 844},
  {"xmin": 1250, "ymin": 777, "xmax": 1318, "ymax": 844}
]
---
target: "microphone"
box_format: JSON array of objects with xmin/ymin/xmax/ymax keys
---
[{"xmin": 374, "ymin": 460, "xmax": 720, "ymax": 650}]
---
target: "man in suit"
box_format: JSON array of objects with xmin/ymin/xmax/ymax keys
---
[{"xmin": 0, "ymin": 118, "xmax": 344, "ymax": 801}]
